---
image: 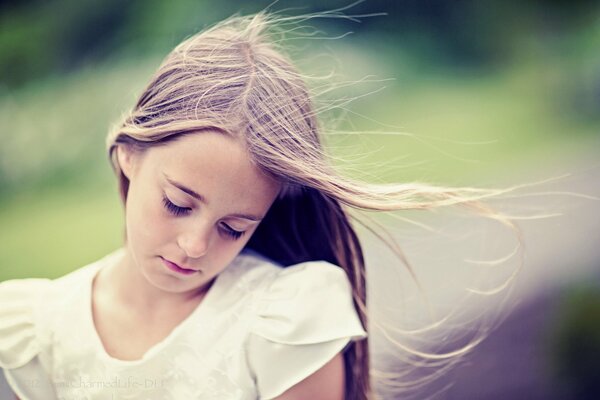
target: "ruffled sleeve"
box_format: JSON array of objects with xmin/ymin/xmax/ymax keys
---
[
  {"xmin": 247, "ymin": 261, "xmax": 367, "ymax": 399},
  {"xmin": 0, "ymin": 278, "xmax": 56, "ymax": 399}
]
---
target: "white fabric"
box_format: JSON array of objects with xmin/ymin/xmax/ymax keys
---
[{"xmin": 0, "ymin": 248, "xmax": 367, "ymax": 399}]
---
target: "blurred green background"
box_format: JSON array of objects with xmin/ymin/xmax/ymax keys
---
[{"xmin": 0, "ymin": 0, "xmax": 599, "ymax": 397}]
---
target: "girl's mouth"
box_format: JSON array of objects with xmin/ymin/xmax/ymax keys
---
[{"xmin": 161, "ymin": 257, "xmax": 199, "ymax": 275}]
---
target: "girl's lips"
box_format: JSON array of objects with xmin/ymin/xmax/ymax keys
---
[{"xmin": 161, "ymin": 257, "xmax": 199, "ymax": 275}]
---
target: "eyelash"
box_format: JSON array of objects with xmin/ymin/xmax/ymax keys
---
[
  {"xmin": 162, "ymin": 195, "xmax": 190, "ymax": 216},
  {"xmin": 161, "ymin": 195, "xmax": 245, "ymax": 240}
]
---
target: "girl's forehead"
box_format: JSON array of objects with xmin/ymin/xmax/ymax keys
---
[
  {"xmin": 148, "ymin": 132, "xmax": 280, "ymax": 209},
  {"xmin": 152, "ymin": 131, "xmax": 248, "ymax": 165}
]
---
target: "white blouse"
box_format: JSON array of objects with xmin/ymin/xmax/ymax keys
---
[{"xmin": 0, "ymin": 247, "xmax": 367, "ymax": 400}]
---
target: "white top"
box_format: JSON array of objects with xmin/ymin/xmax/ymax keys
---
[{"xmin": 0, "ymin": 248, "xmax": 367, "ymax": 400}]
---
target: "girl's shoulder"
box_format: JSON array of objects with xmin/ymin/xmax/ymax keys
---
[
  {"xmin": 0, "ymin": 276, "xmax": 52, "ymax": 370},
  {"xmin": 245, "ymin": 253, "xmax": 366, "ymax": 342},
  {"xmin": 224, "ymin": 248, "xmax": 367, "ymax": 345},
  {"xmin": 0, "ymin": 249, "xmax": 121, "ymax": 370},
  {"xmin": 229, "ymin": 250, "xmax": 367, "ymax": 399},
  {"xmin": 230, "ymin": 249, "xmax": 364, "ymax": 324}
]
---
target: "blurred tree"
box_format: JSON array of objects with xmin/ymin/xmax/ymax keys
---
[
  {"xmin": 2, "ymin": 0, "xmax": 599, "ymax": 89},
  {"xmin": 0, "ymin": 0, "xmax": 134, "ymax": 86}
]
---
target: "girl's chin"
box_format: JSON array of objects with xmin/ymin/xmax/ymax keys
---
[{"xmin": 146, "ymin": 275, "xmax": 197, "ymax": 293}]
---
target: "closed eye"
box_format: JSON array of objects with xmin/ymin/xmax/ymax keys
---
[
  {"xmin": 162, "ymin": 195, "xmax": 191, "ymax": 216},
  {"xmin": 220, "ymin": 223, "xmax": 245, "ymax": 240},
  {"xmin": 163, "ymin": 195, "xmax": 246, "ymax": 240}
]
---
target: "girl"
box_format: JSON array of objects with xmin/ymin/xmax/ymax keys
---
[{"xmin": 0, "ymin": 10, "xmax": 520, "ymax": 400}]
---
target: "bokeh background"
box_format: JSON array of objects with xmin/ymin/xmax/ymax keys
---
[{"xmin": 1, "ymin": 0, "xmax": 599, "ymax": 398}]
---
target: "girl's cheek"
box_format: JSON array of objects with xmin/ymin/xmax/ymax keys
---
[
  {"xmin": 212, "ymin": 233, "xmax": 238, "ymax": 254},
  {"xmin": 155, "ymin": 204, "xmax": 178, "ymax": 235},
  {"xmin": 132, "ymin": 192, "xmax": 171, "ymax": 241}
]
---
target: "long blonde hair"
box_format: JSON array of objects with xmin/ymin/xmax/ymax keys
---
[{"xmin": 106, "ymin": 11, "xmax": 524, "ymax": 399}]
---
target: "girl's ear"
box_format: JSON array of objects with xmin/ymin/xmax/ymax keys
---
[{"xmin": 117, "ymin": 144, "xmax": 138, "ymax": 180}]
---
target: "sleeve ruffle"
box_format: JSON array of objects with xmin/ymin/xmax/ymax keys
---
[
  {"xmin": 247, "ymin": 261, "xmax": 367, "ymax": 399},
  {"xmin": 0, "ymin": 278, "xmax": 50, "ymax": 370}
]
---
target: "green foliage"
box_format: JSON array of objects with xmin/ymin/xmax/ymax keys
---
[{"xmin": 2, "ymin": 0, "xmax": 600, "ymax": 88}]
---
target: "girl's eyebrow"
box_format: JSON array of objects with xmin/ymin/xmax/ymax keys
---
[
  {"xmin": 163, "ymin": 172, "xmax": 207, "ymax": 203},
  {"xmin": 162, "ymin": 172, "xmax": 264, "ymax": 222}
]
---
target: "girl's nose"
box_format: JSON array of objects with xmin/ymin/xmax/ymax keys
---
[{"xmin": 178, "ymin": 224, "xmax": 211, "ymax": 258}]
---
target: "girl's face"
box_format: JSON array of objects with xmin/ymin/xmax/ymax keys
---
[{"xmin": 117, "ymin": 131, "xmax": 281, "ymax": 295}]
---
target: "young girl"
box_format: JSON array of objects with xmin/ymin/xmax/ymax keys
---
[{"xmin": 0, "ymin": 10, "xmax": 520, "ymax": 400}]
